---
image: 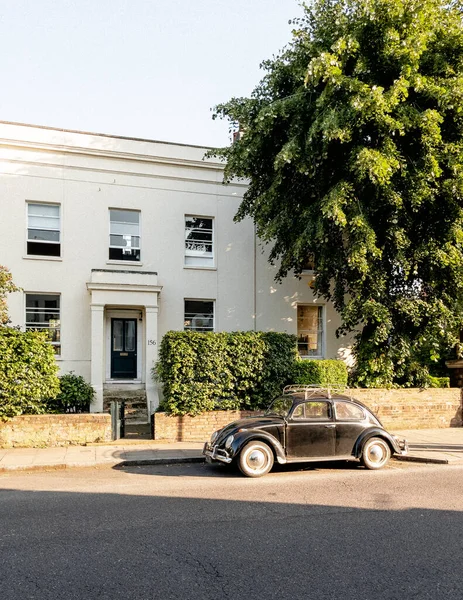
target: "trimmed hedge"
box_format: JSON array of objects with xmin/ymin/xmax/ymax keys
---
[
  {"xmin": 292, "ymin": 359, "xmax": 348, "ymax": 387},
  {"xmin": 154, "ymin": 331, "xmax": 298, "ymax": 415},
  {"xmin": 0, "ymin": 327, "xmax": 59, "ymax": 420}
]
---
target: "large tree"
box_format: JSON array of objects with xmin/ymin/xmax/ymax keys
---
[{"xmin": 210, "ymin": 0, "xmax": 463, "ymax": 386}]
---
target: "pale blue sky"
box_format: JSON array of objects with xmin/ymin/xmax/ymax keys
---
[{"xmin": 0, "ymin": 0, "xmax": 302, "ymax": 147}]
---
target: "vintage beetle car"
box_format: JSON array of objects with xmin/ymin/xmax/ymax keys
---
[{"xmin": 203, "ymin": 386, "xmax": 408, "ymax": 477}]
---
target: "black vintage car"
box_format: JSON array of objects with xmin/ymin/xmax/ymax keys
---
[{"xmin": 203, "ymin": 386, "xmax": 408, "ymax": 477}]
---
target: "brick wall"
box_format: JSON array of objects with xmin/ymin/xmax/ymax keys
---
[
  {"xmin": 0, "ymin": 414, "xmax": 112, "ymax": 448},
  {"xmin": 154, "ymin": 410, "xmax": 258, "ymax": 442},
  {"xmin": 354, "ymin": 388, "xmax": 462, "ymax": 430},
  {"xmin": 154, "ymin": 388, "xmax": 463, "ymax": 442}
]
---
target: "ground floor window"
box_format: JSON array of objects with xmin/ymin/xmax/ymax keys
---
[
  {"xmin": 297, "ymin": 305, "xmax": 323, "ymax": 358},
  {"xmin": 25, "ymin": 293, "xmax": 61, "ymax": 355},
  {"xmin": 184, "ymin": 299, "xmax": 214, "ymax": 332}
]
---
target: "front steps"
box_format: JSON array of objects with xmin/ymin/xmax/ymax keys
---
[{"xmin": 103, "ymin": 386, "xmax": 148, "ymax": 425}]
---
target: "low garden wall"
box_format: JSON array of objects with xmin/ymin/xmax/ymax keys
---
[
  {"xmin": 154, "ymin": 388, "xmax": 463, "ymax": 442},
  {"xmin": 0, "ymin": 414, "xmax": 111, "ymax": 448}
]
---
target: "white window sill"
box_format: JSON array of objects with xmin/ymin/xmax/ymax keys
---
[
  {"xmin": 299, "ymin": 356, "xmax": 324, "ymax": 360},
  {"xmin": 107, "ymin": 260, "xmax": 143, "ymax": 267},
  {"xmin": 23, "ymin": 255, "xmax": 62, "ymax": 262},
  {"xmin": 184, "ymin": 265, "xmax": 217, "ymax": 271}
]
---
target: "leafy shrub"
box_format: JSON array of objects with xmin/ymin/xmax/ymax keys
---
[
  {"xmin": 154, "ymin": 331, "xmax": 298, "ymax": 415},
  {"xmin": 0, "ymin": 327, "xmax": 59, "ymax": 420},
  {"xmin": 46, "ymin": 372, "xmax": 95, "ymax": 413},
  {"xmin": 426, "ymin": 376, "xmax": 450, "ymax": 389},
  {"xmin": 291, "ymin": 359, "xmax": 348, "ymax": 387}
]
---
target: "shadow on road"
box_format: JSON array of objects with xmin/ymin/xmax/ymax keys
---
[
  {"xmin": 0, "ymin": 480, "xmax": 462, "ymax": 600},
  {"xmin": 112, "ymin": 454, "xmax": 370, "ymax": 478}
]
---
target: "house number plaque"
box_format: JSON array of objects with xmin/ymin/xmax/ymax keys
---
[{"xmin": 147, "ymin": 340, "xmax": 157, "ymax": 346}]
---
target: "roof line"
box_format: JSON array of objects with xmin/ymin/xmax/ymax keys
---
[{"xmin": 0, "ymin": 120, "xmax": 219, "ymax": 151}]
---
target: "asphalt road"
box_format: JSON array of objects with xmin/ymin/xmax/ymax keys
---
[{"xmin": 1, "ymin": 461, "xmax": 462, "ymax": 600}]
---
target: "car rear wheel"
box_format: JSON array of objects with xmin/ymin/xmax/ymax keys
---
[
  {"xmin": 238, "ymin": 441, "xmax": 274, "ymax": 478},
  {"xmin": 361, "ymin": 437, "xmax": 391, "ymax": 470}
]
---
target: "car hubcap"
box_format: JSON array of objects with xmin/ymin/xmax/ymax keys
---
[
  {"xmin": 369, "ymin": 444, "xmax": 385, "ymax": 463},
  {"xmin": 247, "ymin": 449, "xmax": 266, "ymax": 470}
]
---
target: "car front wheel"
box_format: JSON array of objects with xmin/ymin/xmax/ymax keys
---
[
  {"xmin": 238, "ymin": 441, "xmax": 274, "ymax": 478},
  {"xmin": 361, "ymin": 437, "xmax": 391, "ymax": 470}
]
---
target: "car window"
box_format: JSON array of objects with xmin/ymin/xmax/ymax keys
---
[
  {"xmin": 335, "ymin": 401, "xmax": 365, "ymax": 421},
  {"xmin": 265, "ymin": 395, "xmax": 294, "ymax": 418},
  {"xmin": 291, "ymin": 401, "xmax": 331, "ymax": 420}
]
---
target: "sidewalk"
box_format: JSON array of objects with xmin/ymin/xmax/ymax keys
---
[{"xmin": 0, "ymin": 429, "xmax": 462, "ymax": 473}]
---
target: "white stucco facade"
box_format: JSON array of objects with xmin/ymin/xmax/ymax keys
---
[{"xmin": 0, "ymin": 121, "xmax": 351, "ymax": 414}]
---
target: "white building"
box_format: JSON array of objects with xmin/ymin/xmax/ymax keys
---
[{"xmin": 0, "ymin": 121, "xmax": 350, "ymax": 415}]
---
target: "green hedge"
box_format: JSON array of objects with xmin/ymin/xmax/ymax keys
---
[
  {"xmin": 46, "ymin": 372, "xmax": 95, "ymax": 413},
  {"xmin": 292, "ymin": 359, "xmax": 348, "ymax": 387},
  {"xmin": 426, "ymin": 376, "xmax": 450, "ymax": 388},
  {"xmin": 154, "ymin": 331, "xmax": 298, "ymax": 415},
  {"xmin": 0, "ymin": 327, "xmax": 60, "ymax": 420}
]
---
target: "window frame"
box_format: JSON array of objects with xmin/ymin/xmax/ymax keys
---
[
  {"xmin": 26, "ymin": 202, "xmax": 61, "ymax": 258},
  {"xmin": 334, "ymin": 400, "xmax": 366, "ymax": 422},
  {"xmin": 25, "ymin": 292, "xmax": 61, "ymax": 356},
  {"xmin": 108, "ymin": 208, "xmax": 141, "ymax": 263},
  {"xmin": 289, "ymin": 401, "xmax": 333, "ymax": 421},
  {"xmin": 184, "ymin": 299, "xmax": 215, "ymax": 332},
  {"xmin": 184, "ymin": 215, "xmax": 215, "ymax": 269},
  {"xmin": 296, "ymin": 304, "xmax": 325, "ymax": 359}
]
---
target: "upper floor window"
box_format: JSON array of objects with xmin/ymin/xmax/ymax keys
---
[
  {"xmin": 184, "ymin": 299, "xmax": 214, "ymax": 332},
  {"xmin": 25, "ymin": 293, "xmax": 61, "ymax": 355},
  {"xmin": 27, "ymin": 203, "xmax": 61, "ymax": 257},
  {"xmin": 297, "ymin": 305, "xmax": 323, "ymax": 358},
  {"xmin": 185, "ymin": 216, "xmax": 214, "ymax": 267},
  {"xmin": 109, "ymin": 209, "xmax": 140, "ymax": 261}
]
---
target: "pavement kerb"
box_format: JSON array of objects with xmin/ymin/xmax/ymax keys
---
[{"xmin": 0, "ymin": 456, "xmax": 206, "ymax": 474}]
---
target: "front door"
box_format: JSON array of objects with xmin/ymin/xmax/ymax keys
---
[{"xmin": 111, "ymin": 318, "xmax": 137, "ymax": 379}]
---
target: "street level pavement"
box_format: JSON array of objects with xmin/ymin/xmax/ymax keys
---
[{"xmin": 0, "ymin": 427, "xmax": 462, "ymax": 472}]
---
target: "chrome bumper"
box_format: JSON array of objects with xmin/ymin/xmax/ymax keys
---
[
  {"xmin": 396, "ymin": 438, "xmax": 409, "ymax": 455},
  {"xmin": 203, "ymin": 442, "xmax": 232, "ymax": 464}
]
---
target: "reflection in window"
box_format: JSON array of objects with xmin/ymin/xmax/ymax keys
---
[
  {"xmin": 297, "ymin": 305, "xmax": 323, "ymax": 358},
  {"xmin": 335, "ymin": 401, "xmax": 364, "ymax": 420},
  {"xmin": 292, "ymin": 401, "xmax": 330, "ymax": 420},
  {"xmin": 125, "ymin": 321, "xmax": 136, "ymax": 351},
  {"xmin": 184, "ymin": 300, "xmax": 214, "ymax": 332},
  {"xmin": 25, "ymin": 293, "xmax": 61, "ymax": 355},
  {"xmin": 109, "ymin": 209, "xmax": 141, "ymax": 261},
  {"xmin": 27, "ymin": 203, "xmax": 61, "ymax": 257},
  {"xmin": 185, "ymin": 216, "xmax": 214, "ymax": 267}
]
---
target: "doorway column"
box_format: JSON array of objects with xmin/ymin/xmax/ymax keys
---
[
  {"xmin": 145, "ymin": 305, "xmax": 159, "ymax": 412},
  {"xmin": 90, "ymin": 303, "xmax": 105, "ymax": 412}
]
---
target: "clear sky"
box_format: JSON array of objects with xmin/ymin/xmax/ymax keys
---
[{"xmin": 0, "ymin": 0, "xmax": 303, "ymax": 147}]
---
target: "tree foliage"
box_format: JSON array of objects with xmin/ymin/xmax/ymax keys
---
[
  {"xmin": 210, "ymin": 0, "xmax": 463, "ymax": 387},
  {"xmin": 0, "ymin": 265, "xmax": 20, "ymax": 325}
]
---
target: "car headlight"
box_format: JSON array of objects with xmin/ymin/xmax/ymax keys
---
[
  {"xmin": 210, "ymin": 430, "xmax": 219, "ymax": 444},
  {"xmin": 225, "ymin": 435, "xmax": 234, "ymax": 449}
]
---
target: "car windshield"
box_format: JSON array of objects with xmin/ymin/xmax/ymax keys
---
[{"xmin": 265, "ymin": 395, "xmax": 294, "ymax": 418}]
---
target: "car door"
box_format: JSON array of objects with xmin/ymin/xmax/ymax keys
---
[
  {"xmin": 334, "ymin": 400, "xmax": 367, "ymax": 456},
  {"xmin": 286, "ymin": 400, "xmax": 335, "ymax": 458}
]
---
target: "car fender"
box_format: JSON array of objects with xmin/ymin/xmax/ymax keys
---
[
  {"xmin": 353, "ymin": 428, "xmax": 401, "ymax": 458},
  {"xmin": 230, "ymin": 430, "xmax": 287, "ymax": 464}
]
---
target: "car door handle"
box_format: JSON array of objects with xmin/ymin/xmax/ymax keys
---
[{"xmin": 324, "ymin": 424, "xmax": 335, "ymax": 428}]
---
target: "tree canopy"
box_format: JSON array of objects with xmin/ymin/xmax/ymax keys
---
[{"xmin": 210, "ymin": 0, "xmax": 463, "ymax": 386}]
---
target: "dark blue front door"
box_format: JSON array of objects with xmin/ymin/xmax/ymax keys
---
[{"xmin": 111, "ymin": 318, "xmax": 137, "ymax": 379}]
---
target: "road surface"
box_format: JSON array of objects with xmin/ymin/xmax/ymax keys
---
[{"xmin": 1, "ymin": 460, "xmax": 462, "ymax": 599}]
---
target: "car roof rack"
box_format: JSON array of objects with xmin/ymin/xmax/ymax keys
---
[{"xmin": 282, "ymin": 384, "xmax": 349, "ymax": 400}]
